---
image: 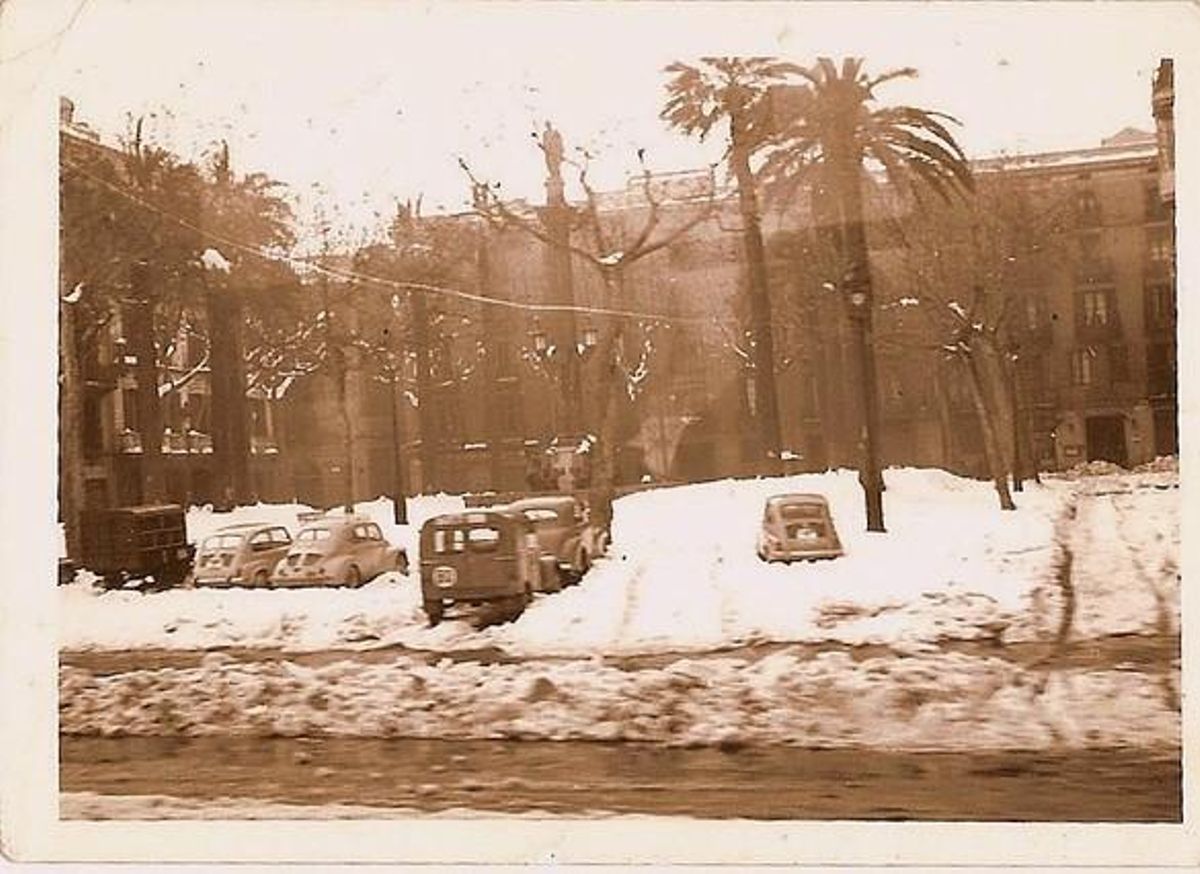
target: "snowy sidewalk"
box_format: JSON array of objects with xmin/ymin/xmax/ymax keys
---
[{"xmin": 60, "ymin": 468, "xmax": 1072, "ymax": 657}]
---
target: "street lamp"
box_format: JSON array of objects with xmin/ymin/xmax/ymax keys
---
[
  {"xmin": 526, "ymin": 317, "xmax": 598, "ymax": 437},
  {"xmin": 840, "ymin": 267, "xmax": 885, "ymax": 533}
]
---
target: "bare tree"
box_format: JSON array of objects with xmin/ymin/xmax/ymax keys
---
[{"xmin": 460, "ymin": 136, "xmax": 718, "ymax": 509}]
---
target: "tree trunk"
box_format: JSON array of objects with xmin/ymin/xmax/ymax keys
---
[
  {"xmin": 963, "ymin": 351, "xmax": 1015, "ymax": 510},
  {"xmin": 411, "ymin": 290, "xmax": 437, "ymax": 492},
  {"xmin": 334, "ymin": 352, "xmax": 355, "ymax": 512},
  {"xmin": 931, "ymin": 361, "xmax": 958, "ymax": 471},
  {"xmin": 728, "ymin": 118, "xmax": 782, "ymax": 473},
  {"xmin": 1004, "ymin": 355, "xmax": 1025, "ymax": 492},
  {"xmin": 208, "ymin": 286, "xmax": 251, "ymax": 507},
  {"xmin": 388, "ymin": 373, "xmax": 408, "ymax": 524},
  {"xmin": 59, "ymin": 300, "xmax": 84, "ymax": 561},
  {"xmin": 832, "ymin": 148, "xmax": 885, "ymax": 532},
  {"xmin": 128, "ymin": 262, "xmax": 165, "ymax": 504},
  {"xmin": 589, "ymin": 324, "xmax": 625, "ymax": 534}
]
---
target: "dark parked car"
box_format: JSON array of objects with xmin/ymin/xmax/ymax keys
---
[
  {"xmin": 756, "ymin": 494, "xmax": 844, "ymax": 563},
  {"xmin": 505, "ymin": 495, "xmax": 606, "ymax": 587}
]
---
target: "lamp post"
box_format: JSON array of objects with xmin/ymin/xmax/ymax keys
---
[
  {"xmin": 387, "ymin": 359, "xmax": 409, "ymax": 525},
  {"xmin": 527, "ymin": 318, "xmax": 598, "ymax": 434},
  {"xmin": 844, "ymin": 268, "xmax": 885, "ymax": 533}
]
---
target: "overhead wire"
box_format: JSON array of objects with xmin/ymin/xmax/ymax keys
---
[{"xmin": 60, "ymin": 147, "xmax": 735, "ymax": 329}]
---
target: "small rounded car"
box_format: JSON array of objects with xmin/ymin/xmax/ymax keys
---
[
  {"xmin": 192, "ymin": 522, "xmax": 293, "ymax": 588},
  {"xmin": 757, "ymin": 493, "xmax": 844, "ymax": 563},
  {"xmin": 271, "ymin": 515, "xmax": 408, "ymax": 587},
  {"xmin": 504, "ymin": 495, "xmax": 606, "ymax": 587}
]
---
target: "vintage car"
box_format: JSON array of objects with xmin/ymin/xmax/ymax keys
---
[
  {"xmin": 79, "ymin": 504, "xmax": 194, "ymax": 589},
  {"xmin": 271, "ymin": 514, "xmax": 408, "ymax": 587},
  {"xmin": 756, "ymin": 493, "xmax": 844, "ymax": 563},
  {"xmin": 192, "ymin": 522, "xmax": 293, "ymax": 587},
  {"xmin": 419, "ymin": 509, "xmax": 559, "ymax": 626},
  {"xmin": 504, "ymin": 495, "xmax": 606, "ymax": 586}
]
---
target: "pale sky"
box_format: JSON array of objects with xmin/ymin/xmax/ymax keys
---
[{"xmin": 8, "ymin": 0, "xmax": 1197, "ymax": 245}]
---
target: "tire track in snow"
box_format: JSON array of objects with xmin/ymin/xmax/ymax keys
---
[{"xmin": 1108, "ymin": 492, "xmax": 1180, "ymax": 712}]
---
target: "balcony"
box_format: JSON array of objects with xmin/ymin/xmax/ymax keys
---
[
  {"xmin": 140, "ymin": 429, "xmax": 216, "ymax": 455},
  {"xmin": 119, "ymin": 429, "xmax": 142, "ymax": 454},
  {"xmin": 1074, "ymin": 318, "xmax": 1123, "ymax": 344},
  {"xmin": 251, "ymin": 435, "xmax": 280, "ymax": 456}
]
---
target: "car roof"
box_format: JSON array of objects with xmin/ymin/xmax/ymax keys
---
[
  {"xmin": 213, "ymin": 522, "xmax": 278, "ymax": 532},
  {"xmin": 507, "ymin": 496, "xmax": 576, "ymax": 511},
  {"xmin": 766, "ymin": 493, "xmax": 830, "ymax": 506},
  {"xmin": 424, "ymin": 509, "xmax": 520, "ymax": 528}
]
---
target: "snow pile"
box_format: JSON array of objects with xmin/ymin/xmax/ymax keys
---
[
  {"xmin": 61, "ymin": 469, "xmax": 1073, "ymax": 655},
  {"xmin": 59, "ymin": 574, "xmax": 425, "ymax": 651},
  {"xmin": 488, "ymin": 469, "xmax": 1066, "ymax": 656},
  {"xmin": 1134, "ymin": 455, "xmax": 1179, "ymax": 474},
  {"xmin": 59, "ymin": 649, "xmax": 1180, "ymax": 752}
]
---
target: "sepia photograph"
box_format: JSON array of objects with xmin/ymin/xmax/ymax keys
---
[{"xmin": 0, "ymin": 0, "xmax": 1196, "ymax": 865}]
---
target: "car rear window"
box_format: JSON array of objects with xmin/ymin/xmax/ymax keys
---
[
  {"xmin": 521, "ymin": 508, "xmax": 559, "ymax": 524},
  {"xmin": 780, "ymin": 504, "xmax": 825, "ymax": 520},
  {"xmin": 786, "ymin": 520, "xmax": 828, "ymax": 541},
  {"xmin": 432, "ymin": 526, "xmax": 503, "ymax": 554},
  {"xmin": 202, "ymin": 533, "xmax": 243, "ymax": 551},
  {"xmin": 297, "ymin": 528, "xmax": 333, "ymax": 543}
]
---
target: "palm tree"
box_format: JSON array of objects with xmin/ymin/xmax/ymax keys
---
[
  {"xmin": 662, "ymin": 58, "xmax": 802, "ymax": 472},
  {"xmin": 760, "ymin": 57, "xmax": 973, "ymax": 531}
]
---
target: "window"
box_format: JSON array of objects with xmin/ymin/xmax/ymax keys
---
[
  {"xmin": 297, "ymin": 528, "xmax": 332, "ymax": 543},
  {"xmin": 1146, "ymin": 342, "xmax": 1176, "ymax": 396},
  {"xmin": 1145, "ymin": 282, "xmax": 1175, "ymax": 328},
  {"xmin": 467, "ymin": 527, "xmax": 501, "ymax": 551},
  {"xmin": 1071, "ymin": 348, "xmax": 1096, "ymax": 386},
  {"xmin": 1145, "ymin": 177, "xmax": 1168, "ymax": 221},
  {"xmin": 1078, "ymin": 288, "xmax": 1114, "ymax": 327},
  {"xmin": 1077, "ymin": 231, "xmax": 1104, "ymax": 264},
  {"xmin": 83, "ymin": 393, "xmax": 104, "ymax": 455},
  {"xmin": 1146, "ymin": 226, "xmax": 1173, "ymax": 265},
  {"xmin": 1075, "ymin": 180, "xmax": 1102, "ymax": 225},
  {"xmin": 433, "ymin": 528, "xmax": 465, "ymax": 554},
  {"xmin": 491, "ymin": 341, "xmax": 516, "ymax": 379},
  {"xmin": 1025, "ymin": 297, "xmax": 1044, "ymax": 331},
  {"xmin": 249, "ymin": 531, "xmax": 273, "ymax": 551},
  {"xmin": 1109, "ymin": 345, "xmax": 1129, "ymax": 382},
  {"xmin": 122, "ymin": 388, "xmax": 139, "ymax": 432},
  {"xmin": 203, "ymin": 533, "xmax": 243, "ymax": 551},
  {"xmin": 271, "ymin": 528, "xmax": 292, "ymax": 545}
]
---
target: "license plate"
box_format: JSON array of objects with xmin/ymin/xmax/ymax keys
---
[{"xmin": 432, "ymin": 566, "xmax": 457, "ymax": 589}]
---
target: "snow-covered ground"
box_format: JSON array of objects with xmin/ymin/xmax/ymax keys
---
[
  {"xmin": 62, "ymin": 468, "xmax": 1083, "ymax": 656},
  {"xmin": 1065, "ymin": 473, "xmax": 1180, "ymax": 638},
  {"xmin": 58, "ymin": 647, "xmax": 1180, "ymax": 751}
]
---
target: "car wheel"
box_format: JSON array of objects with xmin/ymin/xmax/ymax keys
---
[
  {"xmin": 344, "ymin": 564, "xmax": 363, "ymax": 587},
  {"xmin": 253, "ymin": 569, "xmax": 270, "ymax": 588},
  {"xmin": 424, "ymin": 599, "xmax": 443, "ymax": 627}
]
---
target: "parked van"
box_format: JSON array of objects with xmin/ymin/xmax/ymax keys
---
[{"xmin": 419, "ymin": 509, "xmax": 557, "ymax": 626}]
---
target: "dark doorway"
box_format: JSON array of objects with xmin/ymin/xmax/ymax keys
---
[
  {"xmin": 1086, "ymin": 415, "xmax": 1128, "ymax": 466},
  {"xmin": 1153, "ymin": 406, "xmax": 1178, "ymax": 457}
]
